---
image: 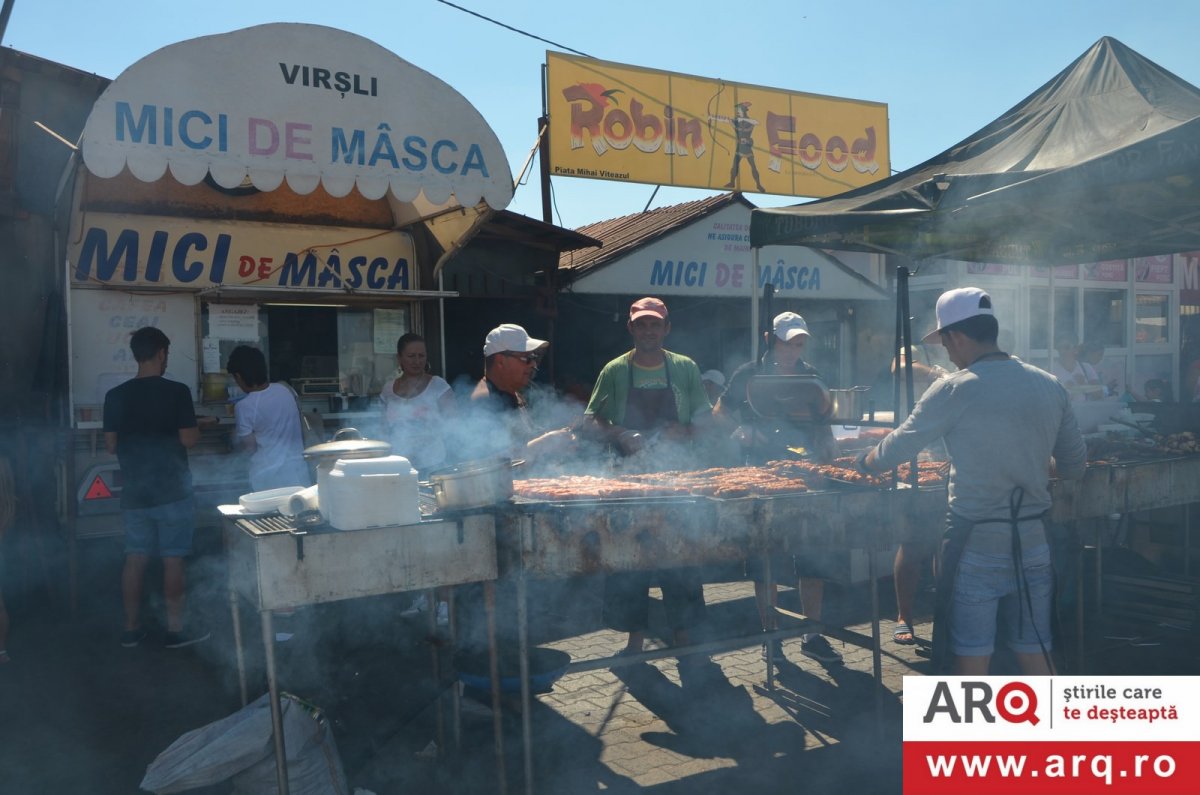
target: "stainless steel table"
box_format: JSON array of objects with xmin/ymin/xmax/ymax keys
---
[{"xmin": 220, "ymin": 507, "xmax": 499, "ymax": 795}]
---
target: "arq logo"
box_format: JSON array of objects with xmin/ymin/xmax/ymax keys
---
[{"xmin": 923, "ymin": 680, "xmax": 1040, "ymax": 725}]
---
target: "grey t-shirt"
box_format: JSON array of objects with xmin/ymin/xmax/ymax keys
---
[{"xmin": 874, "ymin": 355, "xmax": 1087, "ymax": 530}]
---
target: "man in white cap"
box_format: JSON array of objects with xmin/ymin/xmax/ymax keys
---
[
  {"xmin": 857, "ymin": 287, "xmax": 1086, "ymax": 675},
  {"xmin": 464, "ymin": 323, "xmax": 574, "ymax": 461},
  {"xmin": 715, "ymin": 310, "xmax": 842, "ymax": 665},
  {"xmin": 701, "ymin": 369, "xmax": 726, "ymax": 404}
]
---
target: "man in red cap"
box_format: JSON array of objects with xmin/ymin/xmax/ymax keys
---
[{"xmin": 585, "ymin": 297, "xmax": 712, "ymax": 655}]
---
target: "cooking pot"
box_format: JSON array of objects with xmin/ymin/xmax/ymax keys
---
[
  {"xmin": 426, "ymin": 457, "xmax": 514, "ymax": 510},
  {"xmin": 828, "ymin": 386, "xmax": 871, "ymax": 423},
  {"xmin": 303, "ymin": 428, "xmax": 392, "ymax": 464},
  {"xmin": 303, "ymin": 428, "xmax": 392, "ymax": 521}
]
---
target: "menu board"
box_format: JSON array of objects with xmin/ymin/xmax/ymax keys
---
[
  {"xmin": 1082, "ymin": 259, "xmax": 1128, "ymax": 282},
  {"xmin": 1133, "ymin": 255, "xmax": 1173, "ymax": 284},
  {"xmin": 69, "ymin": 289, "xmax": 198, "ymax": 409}
]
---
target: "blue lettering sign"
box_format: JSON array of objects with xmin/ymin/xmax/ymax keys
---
[
  {"xmin": 115, "ymin": 102, "xmax": 156, "ymax": 145},
  {"xmin": 650, "ymin": 259, "xmax": 674, "ymax": 286},
  {"xmin": 346, "ymin": 255, "xmax": 367, "ymax": 288},
  {"xmin": 179, "ymin": 110, "xmax": 213, "ymax": 150},
  {"xmin": 75, "ymin": 228, "xmax": 139, "ymax": 281},
  {"xmin": 461, "ymin": 143, "xmax": 489, "ymax": 177},
  {"xmin": 172, "ymin": 233, "xmax": 207, "ymax": 283},
  {"xmin": 431, "ymin": 140, "xmax": 458, "ymax": 174},
  {"xmin": 317, "ymin": 254, "xmax": 342, "ymax": 288},
  {"xmin": 402, "ymin": 136, "xmax": 427, "ymax": 171},
  {"xmin": 278, "ymin": 251, "xmax": 319, "ymax": 287},
  {"xmin": 145, "ymin": 231, "xmax": 168, "ymax": 282},
  {"xmin": 331, "ymin": 127, "xmax": 366, "ymax": 164},
  {"xmin": 368, "ymin": 124, "xmax": 400, "ymax": 169}
]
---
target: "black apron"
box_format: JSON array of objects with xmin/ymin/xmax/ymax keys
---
[
  {"xmin": 603, "ymin": 357, "xmax": 705, "ymax": 634},
  {"xmin": 930, "ymin": 487, "xmax": 1057, "ymax": 674},
  {"xmin": 622, "ymin": 355, "xmax": 677, "ymax": 434}
]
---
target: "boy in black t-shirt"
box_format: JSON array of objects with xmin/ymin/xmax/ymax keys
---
[{"xmin": 103, "ymin": 327, "xmax": 212, "ymax": 649}]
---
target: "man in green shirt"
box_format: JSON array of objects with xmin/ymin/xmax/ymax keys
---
[{"xmin": 585, "ymin": 297, "xmax": 712, "ymax": 655}]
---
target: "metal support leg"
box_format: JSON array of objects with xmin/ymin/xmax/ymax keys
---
[
  {"xmin": 450, "ymin": 587, "xmax": 462, "ymax": 751},
  {"xmin": 1185, "ymin": 503, "xmax": 1193, "ymax": 579},
  {"xmin": 484, "ymin": 580, "xmax": 506, "ymax": 795},
  {"xmin": 426, "ymin": 588, "xmax": 444, "ymax": 756},
  {"xmin": 869, "ymin": 547, "xmax": 882, "ymax": 730},
  {"xmin": 1075, "ymin": 533, "xmax": 1085, "ymax": 674},
  {"xmin": 261, "ymin": 610, "xmax": 289, "ymax": 795},
  {"xmin": 764, "ymin": 552, "xmax": 775, "ymax": 691},
  {"xmin": 518, "ymin": 570, "xmax": 534, "ymax": 795},
  {"xmin": 231, "ymin": 586, "xmax": 247, "ymax": 706}
]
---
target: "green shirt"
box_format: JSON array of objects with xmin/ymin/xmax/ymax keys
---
[{"xmin": 585, "ymin": 349, "xmax": 712, "ymax": 425}]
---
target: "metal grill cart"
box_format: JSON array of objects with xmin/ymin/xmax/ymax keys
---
[
  {"xmin": 493, "ymin": 483, "xmax": 936, "ymax": 795},
  {"xmin": 220, "ymin": 506, "xmax": 499, "ymax": 795}
]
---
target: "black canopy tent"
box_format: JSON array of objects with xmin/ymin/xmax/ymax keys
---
[
  {"xmin": 749, "ymin": 36, "xmax": 1200, "ymax": 417},
  {"xmin": 750, "ymin": 36, "xmax": 1200, "ymax": 265}
]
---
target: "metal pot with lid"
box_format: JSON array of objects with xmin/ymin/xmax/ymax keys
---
[
  {"xmin": 303, "ymin": 428, "xmax": 392, "ymax": 521},
  {"xmin": 303, "ymin": 427, "xmax": 392, "ymax": 463},
  {"xmin": 426, "ymin": 457, "xmax": 515, "ymax": 511},
  {"xmin": 828, "ymin": 386, "xmax": 872, "ymax": 423}
]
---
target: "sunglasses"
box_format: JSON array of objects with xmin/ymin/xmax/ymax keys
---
[{"xmin": 503, "ymin": 352, "xmax": 541, "ymax": 365}]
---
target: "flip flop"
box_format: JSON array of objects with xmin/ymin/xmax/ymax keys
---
[{"xmin": 893, "ymin": 622, "xmax": 917, "ymax": 645}]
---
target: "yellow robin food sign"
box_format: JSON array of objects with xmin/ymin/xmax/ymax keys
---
[{"xmin": 546, "ymin": 52, "xmax": 890, "ymax": 198}]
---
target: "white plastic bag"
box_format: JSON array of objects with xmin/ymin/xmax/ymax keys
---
[{"xmin": 140, "ymin": 693, "xmax": 348, "ymax": 795}]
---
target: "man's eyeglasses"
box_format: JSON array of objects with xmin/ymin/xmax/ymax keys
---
[{"xmin": 503, "ymin": 352, "xmax": 541, "ymax": 365}]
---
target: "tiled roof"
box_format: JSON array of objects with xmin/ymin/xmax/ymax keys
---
[{"xmin": 558, "ymin": 192, "xmax": 755, "ymax": 277}]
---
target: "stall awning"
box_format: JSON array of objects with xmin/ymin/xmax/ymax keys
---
[
  {"xmin": 81, "ymin": 23, "xmax": 512, "ymax": 208},
  {"xmin": 77, "ymin": 24, "xmax": 513, "ymax": 270}
]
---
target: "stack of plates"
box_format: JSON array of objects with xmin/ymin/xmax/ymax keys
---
[{"xmin": 238, "ymin": 486, "xmax": 307, "ymax": 514}]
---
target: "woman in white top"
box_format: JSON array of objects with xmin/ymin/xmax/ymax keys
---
[
  {"xmin": 1051, "ymin": 336, "xmax": 1104, "ymax": 402},
  {"xmin": 226, "ymin": 346, "xmax": 312, "ymax": 492},
  {"xmin": 380, "ymin": 333, "xmax": 455, "ymax": 474}
]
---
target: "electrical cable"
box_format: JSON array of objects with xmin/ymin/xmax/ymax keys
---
[{"xmin": 434, "ymin": 1, "xmax": 594, "ymax": 58}]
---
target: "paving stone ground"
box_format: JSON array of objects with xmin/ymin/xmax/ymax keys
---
[
  {"xmin": 356, "ymin": 578, "xmax": 929, "ymax": 794},
  {"xmin": 6, "ymin": 537, "xmax": 1193, "ymax": 795}
]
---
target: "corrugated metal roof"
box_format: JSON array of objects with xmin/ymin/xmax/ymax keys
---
[{"xmin": 559, "ymin": 192, "xmax": 755, "ymax": 277}]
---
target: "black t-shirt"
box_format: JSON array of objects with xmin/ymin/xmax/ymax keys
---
[
  {"xmin": 722, "ymin": 359, "xmax": 834, "ymax": 463},
  {"xmin": 103, "ymin": 376, "xmax": 196, "ymax": 508}
]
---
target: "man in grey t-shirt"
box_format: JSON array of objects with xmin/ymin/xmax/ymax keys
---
[{"xmin": 858, "ymin": 287, "xmax": 1086, "ymax": 675}]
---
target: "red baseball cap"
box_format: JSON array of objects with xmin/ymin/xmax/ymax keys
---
[{"xmin": 629, "ymin": 297, "xmax": 668, "ymax": 321}]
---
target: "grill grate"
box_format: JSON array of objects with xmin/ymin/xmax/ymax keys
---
[{"xmin": 236, "ymin": 513, "xmax": 297, "ymax": 535}]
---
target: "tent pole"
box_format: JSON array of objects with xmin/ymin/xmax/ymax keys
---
[
  {"xmin": 1049, "ymin": 266, "xmax": 1057, "ymax": 372},
  {"xmin": 751, "ymin": 248, "xmax": 761, "ymax": 362}
]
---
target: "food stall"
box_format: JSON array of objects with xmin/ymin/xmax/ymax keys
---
[
  {"xmin": 477, "ymin": 447, "xmax": 1200, "ymax": 793},
  {"xmin": 59, "ymin": 24, "xmax": 514, "ymax": 561}
]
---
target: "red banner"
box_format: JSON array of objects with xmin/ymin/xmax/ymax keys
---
[
  {"xmin": 1081, "ymin": 259, "xmax": 1128, "ymax": 281},
  {"xmin": 1133, "ymin": 255, "xmax": 1173, "ymax": 284},
  {"xmin": 904, "ymin": 741, "xmax": 1200, "ymax": 794}
]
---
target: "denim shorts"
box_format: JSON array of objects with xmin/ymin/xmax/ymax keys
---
[
  {"xmin": 949, "ymin": 543, "xmax": 1053, "ymax": 657},
  {"xmin": 123, "ymin": 496, "xmax": 196, "ymax": 557}
]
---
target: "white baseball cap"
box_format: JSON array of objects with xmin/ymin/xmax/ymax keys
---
[
  {"xmin": 922, "ymin": 287, "xmax": 995, "ymax": 344},
  {"xmin": 701, "ymin": 369, "xmax": 725, "ymax": 387},
  {"xmin": 483, "ymin": 324, "xmax": 549, "ymax": 357},
  {"xmin": 772, "ymin": 312, "xmax": 810, "ymax": 342}
]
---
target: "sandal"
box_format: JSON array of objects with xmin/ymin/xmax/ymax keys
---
[{"xmin": 893, "ymin": 622, "xmax": 917, "ymax": 646}]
